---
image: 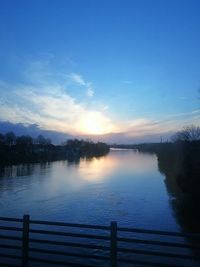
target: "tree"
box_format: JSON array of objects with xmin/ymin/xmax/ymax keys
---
[
  {"xmin": 45, "ymin": 138, "xmax": 52, "ymax": 145},
  {"xmin": 34, "ymin": 135, "xmax": 52, "ymax": 145},
  {"xmin": 172, "ymin": 125, "xmax": 200, "ymax": 142},
  {"xmin": 16, "ymin": 135, "xmax": 33, "ymax": 146},
  {"xmin": 35, "ymin": 135, "xmax": 46, "ymax": 145},
  {"xmin": 5, "ymin": 132, "xmax": 16, "ymax": 145},
  {"xmin": 0, "ymin": 133, "xmax": 5, "ymax": 145}
]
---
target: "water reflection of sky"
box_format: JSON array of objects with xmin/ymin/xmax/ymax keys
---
[
  {"xmin": 0, "ymin": 150, "xmax": 179, "ymax": 232},
  {"xmin": 78, "ymin": 150, "xmax": 157, "ymax": 182}
]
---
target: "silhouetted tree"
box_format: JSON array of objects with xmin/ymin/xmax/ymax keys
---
[
  {"xmin": 5, "ymin": 132, "xmax": 16, "ymax": 145},
  {"xmin": 16, "ymin": 135, "xmax": 33, "ymax": 146},
  {"xmin": 35, "ymin": 135, "xmax": 46, "ymax": 145},
  {"xmin": 172, "ymin": 125, "xmax": 200, "ymax": 142},
  {"xmin": 0, "ymin": 133, "xmax": 5, "ymax": 145},
  {"xmin": 45, "ymin": 138, "xmax": 52, "ymax": 145},
  {"xmin": 0, "ymin": 132, "xmax": 109, "ymax": 165}
]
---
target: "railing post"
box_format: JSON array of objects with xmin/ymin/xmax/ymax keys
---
[
  {"xmin": 22, "ymin": 214, "xmax": 30, "ymax": 267},
  {"xmin": 110, "ymin": 221, "xmax": 117, "ymax": 267}
]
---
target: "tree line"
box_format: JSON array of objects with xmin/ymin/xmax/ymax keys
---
[
  {"xmin": 0, "ymin": 132, "xmax": 110, "ymax": 165},
  {"xmin": 136, "ymin": 125, "xmax": 200, "ymax": 197},
  {"xmin": 0, "ymin": 132, "xmax": 52, "ymax": 146}
]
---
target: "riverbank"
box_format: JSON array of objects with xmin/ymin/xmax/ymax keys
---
[
  {"xmin": 136, "ymin": 142, "xmax": 200, "ymax": 235},
  {"xmin": 136, "ymin": 142, "xmax": 200, "ymax": 196},
  {"xmin": 0, "ymin": 139, "xmax": 110, "ymax": 166}
]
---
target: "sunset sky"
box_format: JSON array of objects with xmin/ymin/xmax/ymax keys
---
[{"xmin": 0, "ymin": 0, "xmax": 200, "ymax": 143}]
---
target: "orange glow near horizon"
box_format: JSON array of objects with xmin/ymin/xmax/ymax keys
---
[
  {"xmin": 77, "ymin": 112, "xmax": 115, "ymax": 135},
  {"xmin": 78, "ymin": 150, "xmax": 157, "ymax": 182},
  {"xmin": 78, "ymin": 156, "xmax": 118, "ymax": 181}
]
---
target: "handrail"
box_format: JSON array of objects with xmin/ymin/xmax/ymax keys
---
[
  {"xmin": 118, "ymin": 257, "xmax": 183, "ymax": 267},
  {"xmin": 0, "ymin": 254, "xmax": 21, "ymax": 260},
  {"xmin": 118, "ymin": 226, "xmax": 200, "ymax": 238},
  {"xmin": 0, "ymin": 235, "xmax": 22, "ymax": 241},
  {"xmin": 29, "ymin": 237, "xmax": 110, "ymax": 250},
  {"xmin": 0, "ymin": 263, "xmax": 20, "ymax": 267},
  {"xmin": 29, "ymin": 247, "xmax": 110, "ymax": 260},
  {"xmin": 117, "ymin": 246, "xmax": 200, "ymax": 260},
  {"xmin": 29, "ymin": 228, "xmax": 110, "ymax": 240},
  {"xmin": 118, "ymin": 236, "xmax": 200, "ymax": 249},
  {"xmin": 28, "ymin": 257, "xmax": 96, "ymax": 267},
  {"xmin": 0, "ymin": 244, "xmax": 21, "ymax": 250},
  {"xmin": 0, "ymin": 214, "xmax": 199, "ymax": 267},
  {"xmin": 0, "ymin": 226, "xmax": 22, "ymax": 231},
  {"xmin": 0, "ymin": 217, "xmax": 23, "ymax": 222},
  {"xmin": 30, "ymin": 219, "xmax": 110, "ymax": 230}
]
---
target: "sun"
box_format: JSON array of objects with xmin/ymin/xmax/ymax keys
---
[{"xmin": 78, "ymin": 112, "xmax": 113, "ymax": 135}]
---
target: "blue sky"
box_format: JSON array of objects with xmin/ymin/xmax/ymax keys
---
[{"xmin": 0, "ymin": 0, "xmax": 200, "ymax": 142}]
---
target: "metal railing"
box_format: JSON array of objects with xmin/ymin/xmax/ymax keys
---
[{"xmin": 0, "ymin": 215, "xmax": 200, "ymax": 267}]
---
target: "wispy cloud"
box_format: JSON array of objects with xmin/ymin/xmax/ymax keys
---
[
  {"xmin": 69, "ymin": 72, "xmax": 94, "ymax": 97},
  {"xmin": 0, "ymin": 65, "xmax": 113, "ymax": 135},
  {"xmin": 86, "ymin": 87, "xmax": 94, "ymax": 97},
  {"xmin": 0, "ymin": 75, "xmax": 199, "ymax": 140},
  {"xmin": 0, "ymin": 83, "xmax": 115, "ymax": 135},
  {"xmin": 191, "ymin": 109, "xmax": 200, "ymax": 114},
  {"xmin": 121, "ymin": 80, "xmax": 133, "ymax": 84},
  {"xmin": 178, "ymin": 96, "xmax": 187, "ymax": 100},
  {"xmin": 119, "ymin": 110, "xmax": 200, "ymax": 139},
  {"xmin": 69, "ymin": 73, "xmax": 86, "ymax": 86},
  {"xmin": 0, "ymin": 60, "xmax": 199, "ymax": 142}
]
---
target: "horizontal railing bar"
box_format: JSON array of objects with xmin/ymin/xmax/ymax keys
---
[
  {"xmin": 0, "ymin": 235, "xmax": 22, "ymax": 241},
  {"xmin": 0, "ymin": 253, "xmax": 21, "ymax": 260},
  {"xmin": 0, "ymin": 226, "xmax": 22, "ymax": 232},
  {"xmin": 0, "ymin": 244, "xmax": 21, "ymax": 250},
  {"xmin": 0, "ymin": 216, "xmax": 199, "ymax": 236},
  {"xmin": 118, "ymin": 247, "xmax": 199, "ymax": 260},
  {"xmin": 30, "ymin": 219, "xmax": 110, "ymax": 230},
  {"xmin": 29, "ymin": 238, "xmax": 110, "ymax": 250},
  {"xmin": 29, "ymin": 229, "xmax": 109, "ymax": 240},
  {"xmin": 0, "ymin": 262, "xmax": 20, "ymax": 267},
  {"xmin": 118, "ymin": 237, "xmax": 200, "ymax": 249},
  {"xmin": 118, "ymin": 257, "xmax": 184, "ymax": 267},
  {"xmin": 0, "ymin": 217, "xmax": 22, "ymax": 223},
  {"xmin": 29, "ymin": 256, "xmax": 96, "ymax": 267},
  {"xmin": 30, "ymin": 247, "xmax": 109, "ymax": 260},
  {"xmin": 0, "ymin": 215, "xmax": 199, "ymax": 267},
  {"xmin": 118, "ymin": 226, "xmax": 200, "ymax": 238}
]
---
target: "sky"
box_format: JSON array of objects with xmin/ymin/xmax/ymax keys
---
[{"xmin": 0, "ymin": 0, "xmax": 200, "ymax": 143}]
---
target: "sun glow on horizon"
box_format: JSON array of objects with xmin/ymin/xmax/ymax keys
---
[{"xmin": 77, "ymin": 112, "xmax": 115, "ymax": 135}]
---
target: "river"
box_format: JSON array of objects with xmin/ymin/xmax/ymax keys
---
[
  {"xmin": 0, "ymin": 149, "xmax": 179, "ymax": 230},
  {"xmin": 1, "ymin": 149, "xmax": 200, "ymax": 266}
]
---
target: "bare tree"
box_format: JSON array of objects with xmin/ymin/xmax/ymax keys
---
[
  {"xmin": 172, "ymin": 125, "xmax": 200, "ymax": 142},
  {"xmin": 16, "ymin": 135, "xmax": 33, "ymax": 145},
  {"xmin": 0, "ymin": 133, "xmax": 5, "ymax": 145},
  {"xmin": 5, "ymin": 132, "xmax": 16, "ymax": 145}
]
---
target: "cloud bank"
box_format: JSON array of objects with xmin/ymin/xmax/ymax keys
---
[{"xmin": 0, "ymin": 59, "xmax": 199, "ymax": 143}]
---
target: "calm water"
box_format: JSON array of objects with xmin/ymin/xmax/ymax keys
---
[
  {"xmin": 0, "ymin": 149, "xmax": 179, "ymax": 231},
  {"xmin": 1, "ymin": 149, "xmax": 200, "ymax": 267}
]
